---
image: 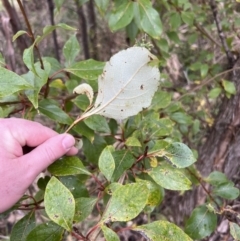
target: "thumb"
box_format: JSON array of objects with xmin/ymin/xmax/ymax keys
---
[{"xmin": 21, "ymin": 134, "xmax": 76, "ymax": 175}]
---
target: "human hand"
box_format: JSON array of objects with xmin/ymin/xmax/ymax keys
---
[{"xmin": 0, "ymin": 118, "xmax": 78, "ymax": 213}]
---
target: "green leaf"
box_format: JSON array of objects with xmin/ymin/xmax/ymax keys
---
[
  {"xmin": 37, "ymin": 176, "xmax": 51, "ymax": 191},
  {"xmin": 200, "ymin": 64, "xmax": 209, "ymax": 78},
  {"xmin": 167, "ymin": 31, "xmax": 181, "ymax": 44},
  {"xmin": 136, "ymin": 0, "xmax": 162, "ymax": 39},
  {"xmin": 222, "ymin": 80, "xmax": 236, "ymax": 95},
  {"xmin": 133, "ymin": 221, "xmax": 192, "ymax": 241},
  {"xmin": 149, "ymin": 140, "xmax": 170, "ymax": 154},
  {"xmin": 10, "ymin": 211, "xmax": 35, "ymax": 241},
  {"xmin": 23, "ymin": 44, "xmax": 37, "ymax": 75},
  {"xmin": 0, "ymin": 66, "xmax": 32, "ymax": 98},
  {"xmin": 84, "ymin": 115, "xmax": 111, "ymax": 133},
  {"xmin": 82, "ymin": 135, "xmax": 107, "ymax": 165},
  {"xmin": 109, "ymin": 1, "xmax": 134, "ymax": 31},
  {"xmin": 99, "ymin": 146, "xmax": 115, "ymax": 182},
  {"xmin": 151, "ymin": 91, "xmax": 172, "ymax": 110},
  {"xmin": 59, "ymin": 175, "xmax": 89, "ymax": 198},
  {"xmin": 63, "ymin": 35, "xmax": 80, "ymax": 67},
  {"xmin": 148, "ymin": 163, "xmax": 192, "ymax": 190},
  {"xmin": 73, "ymin": 121, "xmax": 95, "ymax": 142},
  {"xmin": 157, "ymin": 38, "xmax": 169, "ymax": 53},
  {"xmin": 72, "ymin": 94, "xmax": 90, "ymax": 111},
  {"xmin": 213, "ymin": 182, "xmax": 239, "ymax": 200},
  {"xmin": 111, "ymin": 150, "xmax": 135, "ymax": 181},
  {"xmin": 206, "ymin": 171, "xmax": 229, "ymax": 185},
  {"xmin": 208, "ymin": 87, "xmax": 222, "ymax": 99},
  {"xmin": 23, "ymin": 61, "xmax": 51, "ymax": 108},
  {"xmin": 170, "ymin": 111, "xmax": 192, "ymax": 125},
  {"xmin": 65, "ymin": 59, "xmax": 105, "ymax": 80},
  {"xmin": 12, "ymin": 30, "xmax": 27, "ymax": 42},
  {"xmin": 101, "ymin": 182, "xmax": 149, "ymax": 222},
  {"xmin": 45, "ymin": 177, "xmax": 75, "ymax": 231},
  {"xmin": 26, "ymin": 221, "xmax": 64, "ymax": 241},
  {"xmin": 94, "ymin": 0, "xmax": 109, "ymax": 15},
  {"xmin": 125, "ymin": 136, "xmax": 142, "ymax": 147},
  {"xmin": 42, "ymin": 23, "xmax": 77, "ymax": 37},
  {"xmin": 230, "ymin": 222, "xmax": 240, "ymax": 241},
  {"xmin": 74, "ymin": 197, "xmax": 97, "ymax": 223},
  {"xmin": 136, "ymin": 179, "xmax": 164, "ymax": 207},
  {"xmin": 38, "ymin": 99, "xmax": 72, "ymax": 124},
  {"xmin": 54, "ymin": 0, "xmax": 64, "ymax": 11},
  {"xmin": 181, "ymin": 11, "xmax": 194, "ymax": 25},
  {"xmin": 48, "ymin": 156, "xmax": 91, "ymax": 176},
  {"xmin": 147, "ymin": 118, "xmax": 175, "ymax": 139},
  {"xmin": 169, "ymin": 12, "xmax": 182, "ymax": 29},
  {"xmin": 164, "ymin": 142, "xmax": 196, "ymax": 168},
  {"xmin": 101, "ymin": 225, "xmax": 120, "ymax": 241},
  {"xmin": 185, "ymin": 205, "xmax": 217, "ymax": 239},
  {"xmin": 126, "ymin": 20, "xmax": 139, "ymax": 43}
]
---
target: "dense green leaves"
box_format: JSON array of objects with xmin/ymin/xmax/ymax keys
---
[
  {"xmin": 45, "ymin": 177, "xmax": 75, "ymax": 231},
  {"xmin": 148, "ymin": 163, "xmax": 192, "ymax": 190},
  {"xmin": 133, "ymin": 221, "xmax": 192, "ymax": 241},
  {"xmin": 4, "ymin": 1, "xmax": 240, "ymax": 239},
  {"xmin": 0, "ymin": 66, "xmax": 32, "ymax": 98},
  {"xmin": 101, "ymin": 183, "xmax": 149, "ymax": 222},
  {"xmin": 185, "ymin": 205, "xmax": 217, "ymax": 239}
]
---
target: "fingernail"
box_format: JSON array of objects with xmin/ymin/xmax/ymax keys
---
[{"xmin": 62, "ymin": 134, "xmax": 75, "ymax": 150}]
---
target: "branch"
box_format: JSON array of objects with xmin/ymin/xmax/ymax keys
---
[
  {"xmin": 194, "ymin": 23, "xmax": 222, "ymax": 48},
  {"xmin": 209, "ymin": 0, "xmax": 235, "ymax": 67},
  {"xmin": 16, "ymin": 0, "xmax": 44, "ymax": 69}
]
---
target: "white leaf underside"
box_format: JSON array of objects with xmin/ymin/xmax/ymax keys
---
[{"xmin": 83, "ymin": 47, "xmax": 161, "ymax": 120}]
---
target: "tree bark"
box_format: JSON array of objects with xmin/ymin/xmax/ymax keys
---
[
  {"xmin": 87, "ymin": 0, "xmax": 98, "ymax": 59},
  {"xmin": 2, "ymin": 0, "xmax": 28, "ymax": 54},
  {"xmin": 75, "ymin": 1, "xmax": 90, "ymax": 60},
  {"xmin": 47, "ymin": 0, "xmax": 60, "ymax": 61}
]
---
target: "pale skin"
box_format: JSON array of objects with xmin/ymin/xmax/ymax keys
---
[{"xmin": 0, "ymin": 118, "xmax": 78, "ymax": 213}]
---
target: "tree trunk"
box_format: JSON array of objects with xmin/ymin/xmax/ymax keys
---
[
  {"xmin": 2, "ymin": 0, "xmax": 28, "ymax": 54},
  {"xmin": 165, "ymin": 59, "xmax": 240, "ymax": 239}
]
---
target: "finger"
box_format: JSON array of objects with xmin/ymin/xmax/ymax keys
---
[
  {"xmin": 3, "ymin": 118, "xmax": 58, "ymax": 147},
  {"xmin": 19, "ymin": 134, "xmax": 77, "ymax": 176}
]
